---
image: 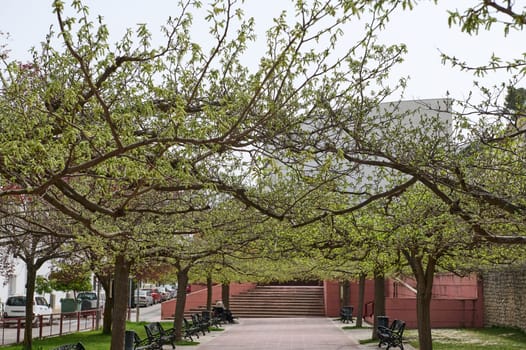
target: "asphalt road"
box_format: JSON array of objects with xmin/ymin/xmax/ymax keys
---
[{"xmin": 129, "ymin": 302, "xmax": 162, "ymax": 322}]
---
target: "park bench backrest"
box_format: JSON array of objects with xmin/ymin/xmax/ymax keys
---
[
  {"xmin": 145, "ymin": 322, "xmax": 162, "ymax": 340},
  {"xmin": 144, "ymin": 322, "xmax": 176, "ymax": 349},
  {"xmin": 390, "ymin": 319, "xmax": 405, "ymax": 335},
  {"xmin": 53, "ymin": 343, "xmax": 86, "ymax": 350}
]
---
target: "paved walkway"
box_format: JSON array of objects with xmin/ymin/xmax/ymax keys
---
[{"xmin": 191, "ymin": 317, "xmax": 414, "ymax": 350}]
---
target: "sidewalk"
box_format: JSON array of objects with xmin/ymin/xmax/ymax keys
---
[{"xmin": 191, "ymin": 317, "xmax": 415, "ymax": 350}]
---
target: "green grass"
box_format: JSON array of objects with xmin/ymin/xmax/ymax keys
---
[
  {"xmin": 0, "ymin": 321, "xmax": 219, "ymax": 350},
  {"xmin": 345, "ymin": 326, "xmax": 526, "ymax": 349},
  {"xmin": 403, "ymin": 327, "xmax": 526, "ymax": 350}
]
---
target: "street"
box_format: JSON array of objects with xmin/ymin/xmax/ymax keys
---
[{"xmin": 129, "ymin": 302, "xmax": 162, "ymax": 322}]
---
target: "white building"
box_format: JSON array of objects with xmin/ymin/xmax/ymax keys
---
[{"xmin": 0, "ymin": 259, "xmax": 65, "ymax": 312}]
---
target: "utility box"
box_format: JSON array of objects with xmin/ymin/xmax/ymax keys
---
[{"xmin": 60, "ymin": 298, "xmax": 80, "ymax": 313}]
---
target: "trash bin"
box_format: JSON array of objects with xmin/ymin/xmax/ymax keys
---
[
  {"xmin": 377, "ymin": 315, "xmax": 389, "ymax": 329},
  {"xmin": 60, "ymin": 298, "xmax": 80, "ymax": 313},
  {"xmin": 124, "ymin": 330, "xmax": 135, "ymax": 350}
]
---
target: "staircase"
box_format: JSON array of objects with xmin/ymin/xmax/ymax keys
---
[{"xmin": 228, "ymin": 285, "xmax": 325, "ymax": 318}]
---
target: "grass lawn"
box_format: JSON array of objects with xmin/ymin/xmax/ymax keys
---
[
  {"xmin": 0, "ymin": 321, "xmax": 219, "ymax": 350},
  {"xmin": 403, "ymin": 327, "xmax": 526, "ymax": 349},
  {"xmin": 350, "ymin": 326, "xmax": 526, "ymax": 349}
]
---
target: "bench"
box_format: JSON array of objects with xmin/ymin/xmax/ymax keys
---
[
  {"xmin": 201, "ymin": 309, "xmax": 222, "ymax": 328},
  {"xmin": 127, "ymin": 330, "xmax": 161, "ymax": 350},
  {"xmin": 339, "ymin": 306, "xmax": 353, "ymax": 323},
  {"xmin": 183, "ymin": 317, "xmax": 201, "ymax": 341},
  {"xmin": 191, "ymin": 313, "xmax": 210, "ymax": 336},
  {"xmin": 377, "ymin": 319, "xmax": 405, "ymax": 350},
  {"xmin": 53, "ymin": 343, "xmax": 86, "ymax": 350},
  {"xmin": 212, "ymin": 306, "xmax": 235, "ymax": 323},
  {"xmin": 144, "ymin": 322, "xmax": 176, "ymax": 349}
]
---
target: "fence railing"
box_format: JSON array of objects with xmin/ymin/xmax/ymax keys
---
[
  {"xmin": 364, "ymin": 301, "xmax": 374, "ymax": 318},
  {"xmin": 0, "ymin": 309, "xmax": 101, "ymax": 345}
]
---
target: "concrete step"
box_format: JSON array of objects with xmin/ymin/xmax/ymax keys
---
[
  {"xmin": 184, "ymin": 285, "xmax": 326, "ymax": 318},
  {"xmin": 230, "ymin": 285, "xmax": 325, "ymax": 318}
]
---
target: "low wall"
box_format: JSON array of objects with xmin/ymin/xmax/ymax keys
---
[
  {"xmin": 327, "ymin": 275, "xmax": 483, "ymax": 329},
  {"xmin": 324, "ymin": 281, "xmax": 340, "ymax": 317},
  {"xmin": 161, "ymin": 282, "xmax": 256, "ymax": 320},
  {"xmin": 391, "ymin": 274, "xmax": 479, "ymax": 299},
  {"xmin": 482, "ymin": 266, "xmax": 526, "ymax": 331},
  {"xmin": 375, "ymin": 297, "xmax": 482, "ymax": 328}
]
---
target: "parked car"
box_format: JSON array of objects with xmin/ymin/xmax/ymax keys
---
[
  {"xmin": 76, "ymin": 291, "xmax": 102, "ymax": 310},
  {"xmin": 157, "ymin": 287, "xmax": 170, "ymax": 301},
  {"xmin": 3, "ymin": 295, "xmax": 52, "ymax": 322},
  {"xmin": 147, "ymin": 288, "xmax": 162, "ymax": 304},
  {"xmin": 161, "ymin": 284, "xmax": 177, "ymax": 299},
  {"xmin": 134, "ymin": 289, "xmax": 154, "ymax": 307}
]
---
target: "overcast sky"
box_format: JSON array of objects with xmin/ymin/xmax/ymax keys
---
[{"xmin": 1, "ymin": 0, "xmax": 523, "ymax": 102}]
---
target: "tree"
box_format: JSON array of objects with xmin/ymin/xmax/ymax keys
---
[
  {"xmin": 0, "ymin": 196, "xmax": 73, "ymax": 350},
  {"xmin": 247, "ymin": 0, "xmax": 526, "ymax": 248},
  {"xmin": 0, "ymin": 1, "xmax": 414, "ymax": 348},
  {"xmin": 0, "ymin": 0, "xmax": 403, "ymax": 229},
  {"xmin": 35, "ymin": 275, "xmax": 53, "ymax": 296},
  {"xmin": 504, "ymin": 86, "xmax": 526, "ymax": 113},
  {"xmin": 377, "ymin": 187, "xmax": 472, "ymax": 350},
  {"xmin": 49, "ymin": 256, "xmax": 111, "ymax": 329},
  {"xmin": 426, "ymin": 1, "xmax": 526, "ymax": 244},
  {"xmin": 48, "ymin": 260, "xmax": 93, "ymax": 294},
  {"xmin": 165, "ymin": 199, "xmax": 271, "ymax": 340}
]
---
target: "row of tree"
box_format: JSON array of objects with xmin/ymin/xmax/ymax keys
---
[{"xmin": 1, "ymin": 1, "xmax": 526, "ymax": 350}]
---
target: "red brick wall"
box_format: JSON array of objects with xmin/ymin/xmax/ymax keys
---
[
  {"xmin": 349, "ymin": 279, "xmax": 376, "ymax": 318},
  {"xmin": 386, "ymin": 274, "xmax": 479, "ymax": 299},
  {"xmin": 329, "ymin": 275, "xmax": 483, "ymax": 329},
  {"xmin": 377, "ymin": 298, "xmax": 481, "ymax": 328},
  {"xmin": 323, "ymin": 280, "xmax": 340, "ymax": 317}
]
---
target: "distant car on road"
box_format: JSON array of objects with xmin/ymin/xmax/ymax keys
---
[
  {"xmin": 146, "ymin": 288, "xmax": 162, "ymax": 304},
  {"xmin": 157, "ymin": 287, "xmax": 171, "ymax": 301},
  {"xmin": 134, "ymin": 289, "xmax": 154, "ymax": 307},
  {"xmin": 160, "ymin": 284, "xmax": 177, "ymax": 299}
]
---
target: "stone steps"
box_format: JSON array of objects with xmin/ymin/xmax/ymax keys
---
[
  {"xmin": 185, "ymin": 285, "xmax": 325, "ymax": 318},
  {"xmin": 229, "ymin": 285, "xmax": 325, "ymax": 318}
]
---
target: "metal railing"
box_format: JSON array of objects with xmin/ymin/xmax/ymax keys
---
[
  {"xmin": 365, "ymin": 301, "xmax": 374, "ymax": 318},
  {"xmin": 0, "ymin": 309, "xmax": 101, "ymax": 345}
]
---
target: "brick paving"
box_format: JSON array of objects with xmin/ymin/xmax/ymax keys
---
[{"xmin": 192, "ymin": 317, "xmax": 410, "ymax": 350}]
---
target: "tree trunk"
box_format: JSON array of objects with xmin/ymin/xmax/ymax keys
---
[
  {"xmin": 341, "ymin": 280, "xmax": 350, "ymax": 307},
  {"xmin": 97, "ymin": 273, "xmax": 113, "ymax": 334},
  {"xmin": 356, "ymin": 273, "xmax": 366, "ymax": 328},
  {"xmin": 22, "ymin": 262, "xmax": 37, "ymax": 350},
  {"xmin": 173, "ymin": 268, "xmax": 189, "ymax": 341},
  {"xmin": 416, "ymin": 283, "xmax": 434, "ymax": 350},
  {"xmin": 110, "ymin": 253, "xmax": 131, "ymax": 350},
  {"xmin": 221, "ymin": 282, "xmax": 230, "ymax": 309},
  {"xmin": 405, "ymin": 253, "xmax": 436, "ymax": 350},
  {"xmin": 371, "ymin": 272, "xmax": 386, "ymax": 340},
  {"xmin": 206, "ymin": 275, "xmax": 213, "ymax": 310},
  {"xmin": 103, "ymin": 292, "xmax": 114, "ymax": 334}
]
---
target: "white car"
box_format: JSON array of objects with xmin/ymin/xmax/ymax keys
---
[
  {"xmin": 76, "ymin": 291, "xmax": 104, "ymax": 310},
  {"xmin": 133, "ymin": 289, "xmax": 153, "ymax": 307},
  {"xmin": 3, "ymin": 295, "xmax": 52, "ymax": 322},
  {"xmin": 157, "ymin": 287, "xmax": 171, "ymax": 301}
]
